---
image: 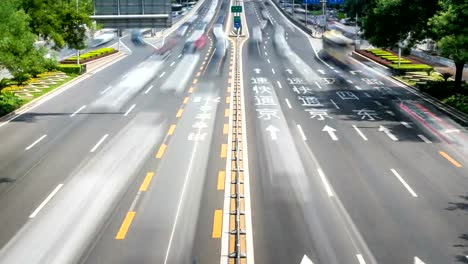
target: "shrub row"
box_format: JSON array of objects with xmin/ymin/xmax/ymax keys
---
[
  {"xmin": 57, "ymin": 64, "xmax": 86, "ymax": 75},
  {"xmin": 442, "ymin": 94, "xmax": 468, "ymax": 114},
  {"xmin": 367, "ymin": 49, "xmax": 414, "ymax": 64},
  {"xmin": 389, "ymin": 63, "xmax": 434, "ymax": 72},
  {"xmin": 65, "ymin": 47, "xmax": 116, "ymax": 62},
  {"xmin": 0, "ymin": 92, "xmax": 24, "ymax": 117}
]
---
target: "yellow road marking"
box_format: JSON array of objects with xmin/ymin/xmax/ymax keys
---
[
  {"xmin": 188, "ymin": 87, "xmax": 194, "ymax": 93},
  {"xmin": 139, "ymin": 172, "xmax": 155, "ymax": 192},
  {"xmin": 168, "ymin": 124, "xmax": 176, "ymax": 135},
  {"xmin": 228, "ymin": 78, "xmax": 232, "ymax": 84},
  {"xmin": 227, "ymin": 86, "xmax": 231, "ymax": 93},
  {"xmin": 226, "ymin": 96, "xmax": 230, "ymax": 104},
  {"xmin": 439, "ymin": 151, "xmax": 462, "ymax": 167},
  {"xmin": 156, "ymin": 144, "xmax": 167, "ymax": 159},
  {"xmin": 196, "ymin": 72, "xmax": 201, "ymax": 77},
  {"xmin": 202, "ymin": 61, "xmax": 206, "ymax": 65},
  {"xmin": 193, "ymin": 79, "xmax": 198, "ymax": 85},
  {"xmin": 115, "ymin": 211, "xmax": 136, "ymax": 240},
  {"xmin": 212, "ymin": 210, "xmax": 223, "ymax": 238},
  {"xmin": 183, "ymin": 97, "xmax": 189, "ymax": 104},
  {"xmin": 217, "ymin": 171, "xmax": 225, "ymax": 190},
  {"xmin": 200, "ymin": 66, "xmax": 204, "ymax": 71},
  {"xmin": 176, "ymin": 109, "xmax": 184, "ymax": 117},
  {"xmin": 223, "ymin": 124, "xmax": 229, "ymax": 134},
  {"xmin": 224, "ymin": 109, "xmax": 229, "ymax": 117},
  {"xmin": 220, "ymin": 144, "xmax": 227, "ymax": 158}
]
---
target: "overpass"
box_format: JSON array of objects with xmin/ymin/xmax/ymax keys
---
[{"xmin": 92, "ymin": 0, "xmax": 172, "ymax": 29}]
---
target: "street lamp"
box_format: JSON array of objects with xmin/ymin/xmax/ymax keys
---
[{"xmin": 76, "ymin": 0, "xmax": 80, "ymax": 66}]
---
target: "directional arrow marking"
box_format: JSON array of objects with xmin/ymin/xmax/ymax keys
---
[
  {"xmin": 253, "ymin": 68, "xmax": 261, "ymax": 74},
  {"xmin": 322, "ymin": 125, "xmax": 338, "ymax": 141},
  {"xmin": 379, "ymin": 125, "xmax": 398, "ymax": 141},
  {"xmin": 300, "ymin": 255, "xmax": 314, "ymax": 264},
  {"xmin": 266, "ymin": 125, "xmax": 279, "ymax": 140},
  {"xmin": 414, "ymin": 256, "xmax": 425, "ymax": 264}
]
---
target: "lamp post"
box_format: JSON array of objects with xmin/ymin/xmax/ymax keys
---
[{"xmin": 76, "ymin": 0, "xmax": 80, "ymax": 66}]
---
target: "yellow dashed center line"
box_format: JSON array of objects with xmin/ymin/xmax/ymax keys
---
[
  {"xmin": 168, "ymin": 124, "xmax": 177, "ymax": 135},
  {"xmin": 193, "ymin": 79, "xmax": 198, "ymax": 85},
  {"xmin": 139, "ymin": 172, "xmax": 155, "ymax": 192},
  {"xmin": 220, "ymin": 144, "xmax": 227, "ymax": 158},
  {"xmin": 226, "ymin": 96, "xmax": 231, "ymax": 104},
  {"xmin": 196, "ymin": 72, "xmax": 201, "ymax": 77},
  {"xmin": 183, "ymin": 97, "xmax": 189, "ymax": 104},
  {"xmin": 212, "ymin": 210, "xmax": 223, "ymax": 238},
  {"xmin": 224, "ymin": 109, "xmax": 230, "ymax": 117},
  {"xmin": 227, "ymin": 86, "xmax": 231, "ymax": 93},
  {"xmin": 156, "ymin": 144, "xmax": 167, "ymax": 159},
  {"xmin": 217, "ymin": 171, "xmax": 225, "ymax": 190},
  {"xmin": 115, "ymin": 211, "xmax": 136, "ymax": 240},
  {"xmin": 188, "ymin": 87, "xmax": 194, "ymax": 93},
  {"xmin": 223, "ymin": 124, "xmax": 229, "ymax": 135},
  {"xmin": 176, "ymin": 109, "xmax": 184, "ymax": 118},
  {"xmin": 439, "ymin": 151, "xmax": 463, "ymax": 167}
]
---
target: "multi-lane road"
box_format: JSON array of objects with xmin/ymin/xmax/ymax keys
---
[{"xmin": 0, "ymin": 0, "xmax": 467, "ymax": 263}]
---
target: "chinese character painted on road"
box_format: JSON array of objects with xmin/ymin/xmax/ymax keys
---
[
  {"xmin": 362, "ymin": 78, "xmax": 384, "ymax": 85},
  {"xmin": 336, "ymin": 91, "xmax": 359, "ymax": 100},
  {"xmin": 255, "ymin": 96, "xmax": 277, "ymax": 106},
  {"xmin": 321, "ymin": 78, "xmax": 336, "ymax": 85},
  {"xmin": 196, "ymin": 113, "xmax": 212, "ymax": 120},
  {"xmin": 287, "ymin": 77, "xmax": 306, "ymax": 85},
  {"xmin": 305, "ymin": 109, "xmax": 332, "ymax": 120},
  {"xmin": 192, "ymin": 121, "xmax": 208, "ymax": 129},
  {"xmin": 188, "ymin": 132, "xmax": 207, "ymax": 141},
  {"xmin": 251, "ymin": 77, "xmax": 269, "ymax": 84},
  {"xmin": 252, "ymin": 85, "xmax": 272, "ymax": 94},
  {"xmin": 256, "ymin": 109, "xmax": 280, "ymax": 120},
  {"xmin": 298, "ymin": 96, "xmax": 322, "ymax": 107},
  {"xmin": 353, "ymin": 109, "xmax": 379, "ymax": 121},
  {"xmin": 292, "ymin": 86, "xmax": 314, "ymax": 95},
  {"xmin": 200, "ymin": 105, "xmax": 213, "ymax": 112}
]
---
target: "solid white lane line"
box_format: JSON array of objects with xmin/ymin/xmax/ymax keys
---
[
  {"xmin": 356, "ymin": 254, "xmax": 367, "ymax": 264},
  {"xmin": 271, "ymin": 68, "xmax": 276, "ymax": 74},
  {"xmin": 401, "ymin": 121, "xmax": 412, "ymax": 128},
  {"xmin": 277, "ymin": 81, "xmax": 282, "ymax": 89},
  {"xmin": 374, "ymin": 101, "xmax": 383, "ymax": 106},
  {"xmin": 355, "ymin": 85, "xmax": 362, "ymax": 90},
  {"xmin": 25, "ymin": 135, "xmax": 47, "ymax": 150},
  {"xmin": 353, "ymin": 125, "xmax": 368, "ymax": 141},
  {"xmin": 391, "ymin": 169, "xmax": 418, "ymax": 197},
  {"xmin": 70, "ymin": 105, "xmax": 86, "ymax": 117},
  {"xmin": 124, "ymin": 104, "xmax": 136, "ymax": 116},
  {"xmin": 285, "ymin": 98, "xmax": 292, "ymax": 109},
  {"xmin": 267, "ymin": 59, "xmax": 271, "ymax": 64},
  {"xmin": 314, "ymin": 81, "xmax": 323, "ymax": 89},
  {"xmin": 317, "ymin": 168, "xmax": 333, "ymax": 197},
  {"xmin": 297, "ymin": 124, "xmax": 307, "ymax": 141},
  {"xmin": 159, "ymin": 72, "xmax": 166, "ymax": 78},
  {"xmin": 347, "ymin": 80, "xmax": 353, "ymax": 83},
  {"xmin": 144, "ymin": 85, "xmax": 154, "ymax": 94},
  {"xmin": 29, "ymin": 184, "xmax": 64, "ymax": 218},
  {"xmin": 364, "ymin": 93, "xmax": 372, "ymax": 98},
  {"xmin": 100, "ymin": 86, "xmax": 112, "ymax": 95},
  {"xmin": 330, "ymin": 99, "xmax": 340, "ymax": 109},
  {"xmin": 317, "ymin": 69, "xmax": 325, "ymax": 74},
  {"xmin": 170, "ymin": 61, "xmax": 175, "ymax": 67},
  {"xmin": 90, "ymin": 134, "xmax": 109, "ymax": 153},
  {"xmin": 418, "ymin": 134, "xmax": 432, "ymax": 143}
]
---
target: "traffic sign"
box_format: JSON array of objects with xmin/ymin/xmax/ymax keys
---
[
  {"xmin": 328, "ymin": 0, "xmax": 344, "ymax": 3},
  {"xmin": 231, "ymin": 5, "xmax": 242, "ymax": 12},
  {"xmin": 234, "ymin": 15, "xmax": 241, "ymax": 29}
]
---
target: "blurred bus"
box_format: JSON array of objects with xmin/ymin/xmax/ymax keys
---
[{"xmin": 322, "ymin": 30, "xmax": 353, "ymax": 64}]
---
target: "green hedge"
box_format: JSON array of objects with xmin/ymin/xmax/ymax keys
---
[
  {"xmin": 58, "ymin": 64, "xmax": 85, "ymax": 75},
  {"xmin": 389, "ymin": 64, "xmax": 433, "ymax": 72},
  {"xmin": 65, "ymin": 47, "xmax": 116, "ymax": 62},
  {"xmin": 442, "ymin": 94, "xmax": 468, "ymax": 114},
  {"xmin": 0, "ymin": 92, "xmax": 24, "ymax": 117}
]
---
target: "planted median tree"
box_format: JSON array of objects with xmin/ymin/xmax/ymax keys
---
[{"xmin": 429, "ymin": 0, "xmax": 468, "ymax": 94}]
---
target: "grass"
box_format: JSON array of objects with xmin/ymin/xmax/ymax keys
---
[{"xmin": 23, "ymin": 74, "xmax": 77, "ymax": 103}]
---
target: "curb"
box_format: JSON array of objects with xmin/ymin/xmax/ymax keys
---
[
  {"xmin": 352, "ymin": 51, "xmax": 468, "ymax": 127},
  {"xmin": 0, "ymin": 52, "xmax": 126, "ymax": 125}
]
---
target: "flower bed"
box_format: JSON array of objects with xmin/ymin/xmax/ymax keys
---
[{"xmin": 61, "ymin": 47, "xmax": 117, "ymax": 64}]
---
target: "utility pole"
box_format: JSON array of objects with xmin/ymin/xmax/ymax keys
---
[
  {"xmin": 76, "ymin": 0, "xmax": 80, "ymax": 66},
  {"xmin": 305, "ymin": 3, "xmax": 308, "ymax": 27},
  {"xmin": 320, "ymin": 0, "xmax": 326, "ymax": 31}
]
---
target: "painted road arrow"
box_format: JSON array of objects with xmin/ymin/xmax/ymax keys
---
[
  {"xmin": 253, "ymin": 68, "xmax": 261, "ymax": 74},
  {"xmin": 286, "ymin": 69, "xmax": 293, "ymax": 74},
  {"xmin": 266, "ymin": 125, "xmax": 279, "ymax": 140},
  {"xmin": 379, "ymin": 125, "xmax": 398, "ymax": 141},
  {"xmin": 414, "ymin": 257, "xmax": 425, "ymax": 264},
  {"xmin": 300, "ymin": 255, "xmax": 314, "ymax": 264},
  {"xmin": 322, "ymin": 125, "xmax": 338, "ymax": 141},
  {"xmin": 350, "ymin": 70, "xmax": 362, "ymax": 75}
]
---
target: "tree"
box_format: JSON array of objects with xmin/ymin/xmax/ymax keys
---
[
  {"xmin": 343, "ymin": 0, "xmax": 375, "ymax": 19},
  {"xmin": 429, "ymin": 0, "xmax": 468, "ymax": 93},
  {"xmin": 19, "ymin": 0, "xmax": 94, "ymax": 50},
  {"xmin": 0, "ymin": 0, "xmax": 49, "ymax": 83},
  {"xmin": 361, "ymin": 0, "xmax": 439, "ymax": 49}
]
